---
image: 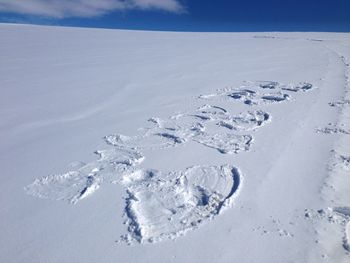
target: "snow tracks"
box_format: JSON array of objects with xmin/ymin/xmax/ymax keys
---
[{"xmin": 25, "ymin": 80, "xmax": 316, "ymax": 244}]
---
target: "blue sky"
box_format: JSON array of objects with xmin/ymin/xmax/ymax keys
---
[{"xmin": 0, "ymin": 0, "xmax": 349, "ymax": 32}]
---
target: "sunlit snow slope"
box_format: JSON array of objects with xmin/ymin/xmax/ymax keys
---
[{"xmin": 1, "ymin": 24, "xmax": 350, "ymax": 263}]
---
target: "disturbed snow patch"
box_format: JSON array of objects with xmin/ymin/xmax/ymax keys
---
[
  {"xmin": 330, "ymin": 150, "xmax": 350, "ymax": 171},
  {"xmin": 193, "ymin": 133, "xmax": 253, "ymax": 154},
  {"xmin": 316, "ymin": 123, "xmax": 350, "ymax": 135},
  {"xmin": 227, "ymin": 89, "xmax": 257, "ymax": 105},
  {"xmin": 25, "ymin": 148, "xmax": 144, "ymax": 204},
  {"xmin": 217, "ymin": 110, "xmax": 270, "ymax": 131},
  {"xmin": 281, "ymin": 82, "xmax": 314, "ymax": 92},
  {"xmin": 104, "ymin": 133, "xmax": 184, "ymax": 150},
  {"xmin": 329, "ymin": 99, "xmax": 350, "ymax": 108},
  {"xmin": 105, "ymin": 105, "xmax": 263, "ymax": 155},
  {"xmin": 305, "ymin": 207, "xmax": 350, "ymax": 253},
  {"xmin": 261, "ymin": 93, "xmax": 290, "ymax": 103},
  {"xmin": 198, "ymin": 81, "xmax": 315, "ymax": 106},
  {"xmin": 121, "ymin": 165, "xmax": 242, "ymax": 243}
]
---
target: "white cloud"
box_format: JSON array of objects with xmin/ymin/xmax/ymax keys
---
[{"xmin": 0, "ymin": 0, "xmax": 185, "ymax": 18}]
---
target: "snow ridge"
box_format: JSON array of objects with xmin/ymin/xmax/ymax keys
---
[{"xmin": 309, "ymin": 48, "xmax": 350, "ymax": 258}]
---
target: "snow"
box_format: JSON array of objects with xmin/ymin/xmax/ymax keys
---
[
  {"xmin": 121, "ymin": 165, "xmax": 241, "ymax": 243},
  {"xmin": 1, "ymin": 23, "xmax": 350, "ymax": 262}
]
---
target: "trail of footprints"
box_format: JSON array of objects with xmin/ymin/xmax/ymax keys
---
[{"xmin": 25, "ymin": 80, "xmax": 315, "ymax": 244}]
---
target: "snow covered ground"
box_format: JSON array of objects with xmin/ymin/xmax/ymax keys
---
[{"xmin": 1, "ymin": 24, "xmax": 350, "ymax": 262}]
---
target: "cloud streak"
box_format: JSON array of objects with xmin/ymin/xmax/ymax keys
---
[{"xmin": 0, "ymin": 0, "xmax": 185, "ymax": 18}]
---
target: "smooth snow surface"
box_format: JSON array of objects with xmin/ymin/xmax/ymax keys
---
[{"xmin": 1, "ymin": 24, "xmax": 350, "ymax": 263}]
